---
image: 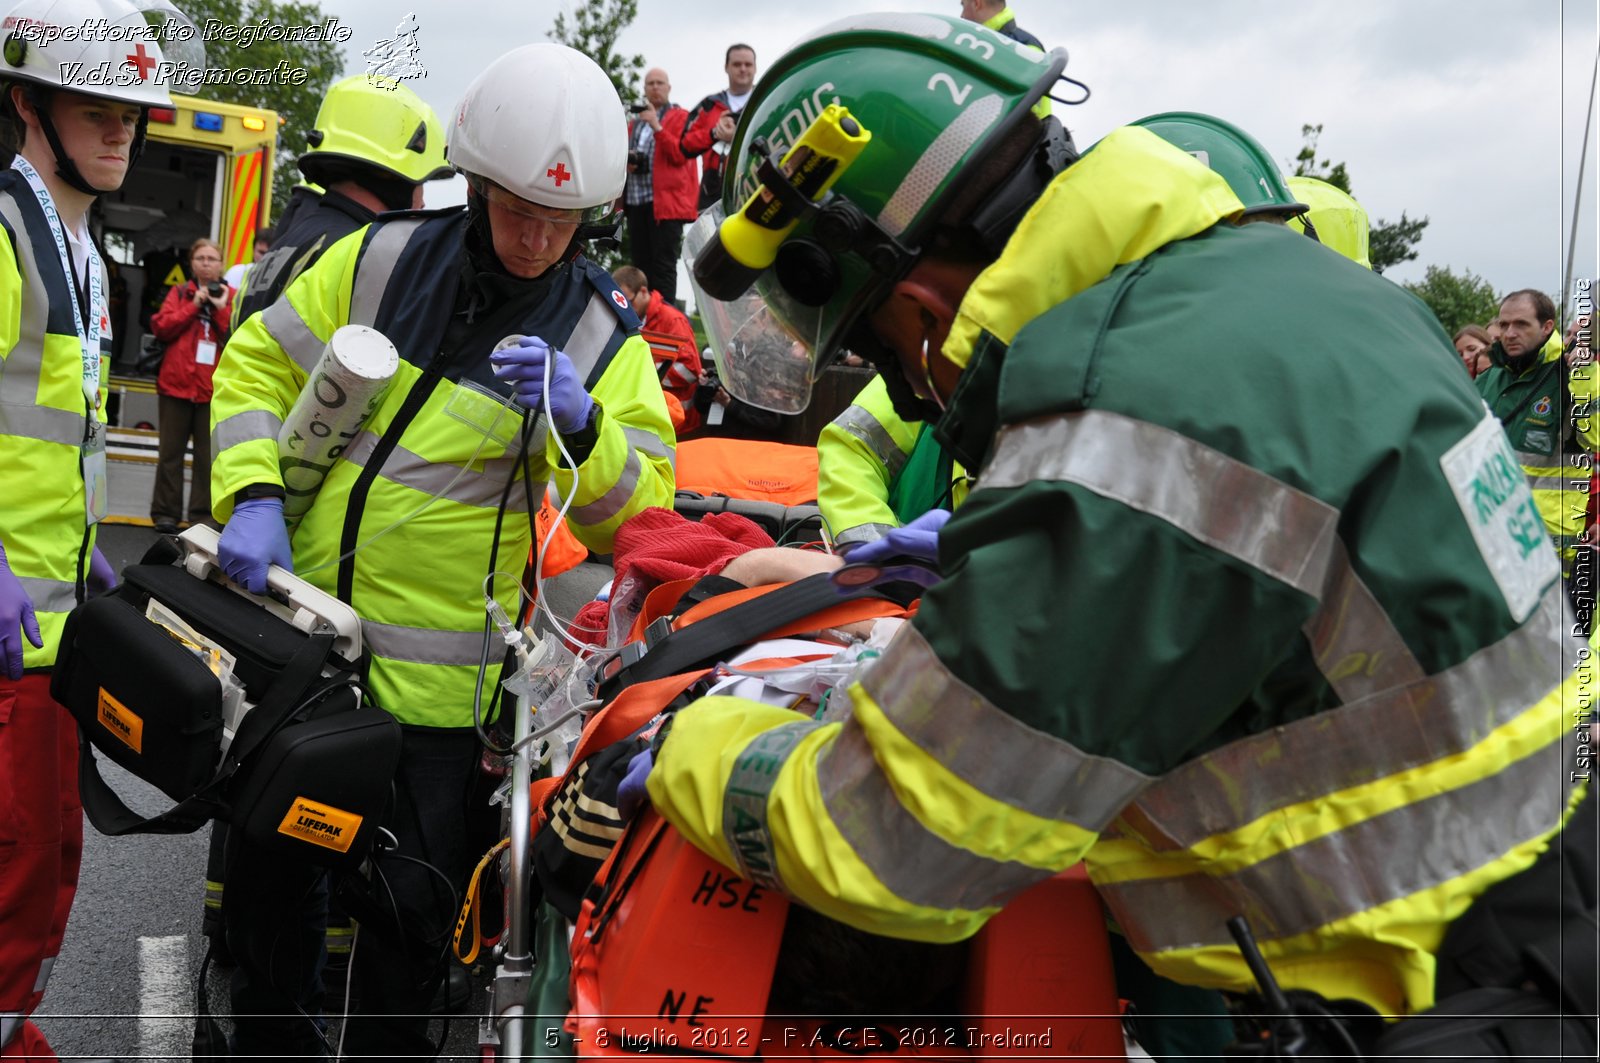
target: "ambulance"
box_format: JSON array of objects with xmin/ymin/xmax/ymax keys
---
[{"xmin": 98, "ymin": 91, "xmax": 278, "ymax": 525}]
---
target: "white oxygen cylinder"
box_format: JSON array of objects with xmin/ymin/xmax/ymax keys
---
[{"xmin": 277, "ymin": 325, "xmax": 399, "ymax": 531}]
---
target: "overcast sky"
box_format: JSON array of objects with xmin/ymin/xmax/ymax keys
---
[{"xmin": 309, "ymin": 0, "xmax": 1597, "ymax": 309}]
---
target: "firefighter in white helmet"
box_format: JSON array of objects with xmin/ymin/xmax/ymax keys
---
[
  {"xmin": 208, "ymin": 43, "xmax": 674, "ymax": 1057},
  {"xmin": 0, "ymin": 1, "xmax": 172, "ymax": 1057}
]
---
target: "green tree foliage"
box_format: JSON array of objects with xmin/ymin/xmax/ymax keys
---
[
  {"xmin": 173, "ymin": 0, "xmax": 344, "ymax": 224},
  {"xmin": 1369, "ymin": 211, "xmax": 1430, "ymax": 275},
  {"xmin": 1293, "ymin": 122, "xmax": 1429, "ymax": 275},
  {"xmin": 550, "ymin": 0, "xmax": 645, "ymax": 105},
  {"xmin": 1404, "ymin": 266, "xmax": 1501, "ymax": 337},
  {"xmin": 548, "ymin": 0, "xmax": 646, "ymax": 268}
]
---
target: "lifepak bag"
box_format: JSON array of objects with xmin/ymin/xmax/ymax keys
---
[{"xmin": 52, "ymin": 527, "xmax": 401, "ymax": 871}]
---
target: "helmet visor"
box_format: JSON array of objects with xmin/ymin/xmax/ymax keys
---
[{"xmin": 684, "ymin": 207, "xmax": 825, "ymax": 415}]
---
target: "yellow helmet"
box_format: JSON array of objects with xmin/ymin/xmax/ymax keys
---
[
  {"xmin": 1286, "ymin": 175, "xmax": 1371, "ymax": 269},
  {"xmin": 298, "ymin": 75, "xmax": 451, "ymax": 187}
]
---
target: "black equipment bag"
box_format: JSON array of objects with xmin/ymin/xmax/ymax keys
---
[{"xmin": 52, "ymin": 539, "xmax": 401, "ymax": 871}]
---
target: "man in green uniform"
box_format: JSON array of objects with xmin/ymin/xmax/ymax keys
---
[{"xmin": 632, "ymin": 13, "xmax": 1591, "ymax": 1055}]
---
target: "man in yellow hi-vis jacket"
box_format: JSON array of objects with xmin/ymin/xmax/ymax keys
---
[{"xmin": 208, "ymin": 44, "xmax": 673, "ymax": 1058}]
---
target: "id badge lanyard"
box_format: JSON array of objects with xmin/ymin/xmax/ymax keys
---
[{"xmin": 12, "ymin": 156, "xmax": 109, "ymax": 524}]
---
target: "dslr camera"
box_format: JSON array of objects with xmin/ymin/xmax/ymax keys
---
[
  {"xmin": 628, "ymin": 102, "xmax": 649, "ymax": 114},
  {"xmin": 206, "ymin": 281, "xmax": 224, "ymax": 298},
  {"xmin": 628, "ymin": 149, "xmax": 648, "ymax": 170}
]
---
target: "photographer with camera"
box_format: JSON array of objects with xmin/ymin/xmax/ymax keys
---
[
  {"xmin": 625, "ymin": 67, "xmax": 696, "ymax": 304},
  {"xmin": 149, "ymin": 237, "xmax": 232, "ymax": 534}
]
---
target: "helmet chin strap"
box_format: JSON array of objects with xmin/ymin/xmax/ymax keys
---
[
  {"xmin": 920, "ymin": 337, "xmax": 948, "ymax": 412},
  {"xmin": 26, "ymin": 87, "xmax": 147, "ymax": 197}
]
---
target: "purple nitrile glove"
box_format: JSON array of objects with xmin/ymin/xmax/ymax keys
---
[
  {"xmin": 219, "ymin": 496, "xmax": 294, "ymax": 595},
  {"xmin": 0, "ymin": 541, "xmax": 43, "ymax": 680},
  {"xmin": 616, "ymin": 747, "xmax": 654, "ymax": 820},
  {"xmin": 87, "ymin": 546, "xmax": 117, "ymax": 597},
  {"xmin": 845, "ymin": 508, "xmax": 952, "ymax": 567},
  {"xmin": 489, "ymin": 336, "xmax": 595, "ymax": 433}
]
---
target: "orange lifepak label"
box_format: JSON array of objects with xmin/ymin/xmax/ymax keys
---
[
  {"xmin": 97, "ymin": 689, "xmax": 143, "ymax": 753},
  {"xmin": 276, "ymin": 797, "xmax": 362, "ymax": 853}
]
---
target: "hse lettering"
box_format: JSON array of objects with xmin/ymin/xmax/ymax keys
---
[{"xmin": 689, "ymin": 869, "xmax": 766, "ymax": 912}]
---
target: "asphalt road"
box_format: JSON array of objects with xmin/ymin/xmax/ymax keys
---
[{"xmin": 32, "ymin": 522, "xmax": 610, "ymax": 1061}]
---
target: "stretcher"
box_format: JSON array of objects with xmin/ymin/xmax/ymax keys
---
[{"xmin": 468, "ymin": 560, "xmax": 1129, "ymax": 1061}]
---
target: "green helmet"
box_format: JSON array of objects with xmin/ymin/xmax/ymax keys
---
[
  {"xmin": 685, "ymin": 12, "xmax": 1073, "ymax": 413},
  {"xmin": 1131, "ymin": 112, "xmax": 1305, "ymax": 218},
  {"xmin": 1286, "ymin": 175, "xmax": 1372, "ymax": 269},
  {"xmin": 298, "ymin": 75, "xmax": 452, "ymax": 187}
]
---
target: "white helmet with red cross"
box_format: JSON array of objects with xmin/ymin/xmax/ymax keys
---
[{"xmin": 446, "ymin": 42, "xmax": 626, "ymax": 222}]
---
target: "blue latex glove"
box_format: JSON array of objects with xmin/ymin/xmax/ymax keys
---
[
  {"xmin": 87, "ymin": 546, "xmax": 117, "ymax": 597},
  {"xmin": 488, "ymin": 336, "xmax": 594, "ymax": 433},
  {"xmin": 0, "ymin": 542, "xmax": 43, "ymax": 680},
  {"xmin": 617, "ymin": 747, "xmax": 654, "ymax": 820},
  {"xmin": 845, "ymin": 508, "xmax": 952, "ymax": 567},
  {"xmin": 219, "ymin": 497, "xmax": 294, "ymax": 595}
]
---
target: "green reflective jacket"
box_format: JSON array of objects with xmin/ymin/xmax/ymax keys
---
[{"xmin": 650, "ymin": 127, "xmax": 1584, "ymax": 1016}]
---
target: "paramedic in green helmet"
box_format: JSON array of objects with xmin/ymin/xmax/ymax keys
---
[
  {"xmin": 640, "ymin": 12, "xmax": 1592, "ymax": 1057},
  {"xmin": 817, "ymin": 111, "xmax": 1306, "ymax": 557}
]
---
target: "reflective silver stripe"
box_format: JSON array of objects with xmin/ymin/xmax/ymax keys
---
[
  {"xmin": 0, "ymin": 403, "xmax": 83, "ymax": 446},
  {"xmin": 1526, "ymin": 474, "xmax": 1573, "ymax": 493},
  {"xmin": 342, "ymin": 431, "xmax": 530, "ymax": 511},
  {"xmin": 1123, "ymin": 585, "xmax": 1580, "ymax": 851},
  {"xmin": 833, "ymin": 404, "xmax": 909, "ymax": 480},
  {"xmin": 1102, "ymin": 739, "xmax": 1573, "ymax": 953},
  {"xmin": 570, "ymin": 448, "xmax": 641, "ymax": 525},
  {"xmin": 861, "ymin": 625, "xmax": 1153, "ymax": 831},
  {"xmin": 349, "ymin": 219, "xmax": 425, "ymax": 326},
  {"xmin": 259, "ymin": 297, "xmax": 325, "ymax": 373},
  {"xmin": 981, "ymin": 411, "xmax": 1339, "ymax": 598},
  {"xmin": 981, "ymin": 411, "xmax": 1431, "ymax": 700},
  {"xmin": 722, "ymin": 720, "xmax": 821, "ymax": 889},
  {"xmin": 879, "ymin": 93, "xmax": 1002, "ymax": 238},
  {"xmin": 1512, "ymin": 449, "xmax": 1567, "ymax": 471},
  {"xmin": 18, "ymin": 576, "xmax": 77, "ymax": 613},
  {"xmin": 362, "ymin": 620, "xmax": 486, "ymax": 666},
  {"xmin": 819, "ymin": 718, "xmax": 1055, "ymax": 911},
  {"xmin": 212, "ymin": 408, "xmax": 282, "ymax": 453},
  {"xmin": 623, "ymin": 427, "xmax": 675, "ymax": 465},
  {"xmin": 565, "ymin": 294, "xmax": 618, "ymax": 385},
  {"xmin": 834, "ymin": 523, "xmax": 896, "ymax": 548},
  {"xmin": 1301, "ymin": 537, "xmax": 1426, "ymax": 703},
  {"xmin": 32, "ymin": 956, "xmax": 52, "ymax": 993},
  {"xmin": 2, "ymin": 1012, "xmax": 23, "ymax": 1048}
]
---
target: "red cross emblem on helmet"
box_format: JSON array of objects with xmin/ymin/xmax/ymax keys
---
[
  {"xmin": 547, "ymin": 162, "xmax": 573, "ymax": 186},
  {"xmin": 125, "ymin": 44, "xmax": 156, "ymax": 81}
]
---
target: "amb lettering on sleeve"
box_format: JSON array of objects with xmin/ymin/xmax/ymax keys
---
[
  {"xmin": 276, "ymin": 797, "xmax": 362, "ymax": 853},
  {"xmin": 97, "ymin": 688, "xmax": 143, "ymax": 753},
  {"xmin": 1443, "ymin": 415, "xmax": 1560, "ymax": 622}
]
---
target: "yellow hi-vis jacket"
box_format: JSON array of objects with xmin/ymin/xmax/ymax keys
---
[
  {"xmin": 0, "ymin": 171, "xmax": 106, "ymax": 667},
  {"xmin": 816, "ymin": 375, "xmax": 968, "ymax": 549},
  {"xmin": 211, "ymin": 211, "xmax": 675, "ymax": 726},
  {"xmin": 646, "ymin": 127, "xmax": 1587, "ymax": 1017}
]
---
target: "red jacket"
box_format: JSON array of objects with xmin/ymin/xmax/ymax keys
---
[
  {"xmin": 151, "ymin": 280, "xmax": 232, "ymax": 402},
  {"xmin": 641, "ymin": 290, "xmax": 702, "ymax": 422},
  {"xmin": 637, "ymin": 104, "xmax": 699, "ymax": 223},
  {"xmin": 680, "ymin": 91, "xmax": 735, "ymax": 211}
]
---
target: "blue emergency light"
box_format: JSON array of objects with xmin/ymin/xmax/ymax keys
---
[{"xmin": 193, "ymin": 112, "xmax": 224, "ymax": 133}]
